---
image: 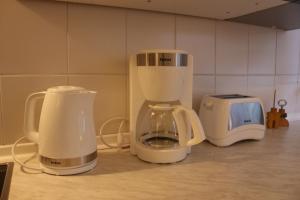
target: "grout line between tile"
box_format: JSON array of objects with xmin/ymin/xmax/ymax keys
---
[
  {"xmin": 214, "ymin": 20, "xmax": 217, "ymax": 94},
  {"xmin": 298, "ymin": 34, "xmax": 300, "ymax": 76},
  {"xmin": 214, "ymin": 74, "xmax": 248, "ymax": 77},
  {"xmin": 193, "ymin": 73, "xmax": 215, "ymax": 76},
  {"xmin": 298, "ymin": 33, "xmax": 300, "ymax": 110},
  {"xmin": 247, "ymin": 74, "xmax": 276, "ymax": 76},
  {"xmin": 0, "ymin": 77, "xmax": 4, "ymax": 144},
  {"xmin": 2, "ymin": 73, "xmax": 295, "ymax": 77},
  {"xmin": 174, "ymin": 15, "xmax": 177, "ymax": 49},
  {"xmin": 125, "ymin": 9, "xmax": 129, "ymax": 118},
  {"xmin": 0, "ymin": 74, "xmax": 69, "ymax": 77},
  {"xmin": 246, "ymin": 26, "xmax": 250, "ymax": 95},
  {"xmin": 273, "ymin": 30, "xmax": 278, "ymax": 93},
  {"xmin": 0, "ymin": 73, "xmax": 128, "ymax": 77},
  {"xmin": 275, "ymin": 30, "xmax": 278, "ymax": 76},
  {"xmin": 66, "ymin": 2, "xmax": 70, "ymax": 85}
]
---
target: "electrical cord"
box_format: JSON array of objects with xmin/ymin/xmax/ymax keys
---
[
  {"xmin": 12, "ymin": 87, "xmax": 131, "ymax": 174},
  {"xmin": 13, "ymin": 93, "xmax": 129, "ymax": 169},
  {"xmin": 13, "ymin": 116, "xmax": 130, "ymax": 171},
  {"xmin": 11, "ymin": 92, "xmax": 44, "ymax": 172},
  {"xmin": 99, "ymin": 117, "xmax": 130, "ymax": 149},
  {"xmin": 11, "ymin": 136, "xmax": 43, "ymax": 172}
]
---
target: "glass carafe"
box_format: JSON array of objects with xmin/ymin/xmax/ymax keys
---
[
  {"xmin": 139, "ymin": 103, "xmax": 206, "ymax": 150},
  {"xmin": 140, "ymin": 104, "xmax": 179, "ymax": 149}
]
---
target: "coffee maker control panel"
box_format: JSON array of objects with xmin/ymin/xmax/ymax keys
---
[{"xmin": 137, "ymin": 52, "xmax": 187, "ymax": 67}]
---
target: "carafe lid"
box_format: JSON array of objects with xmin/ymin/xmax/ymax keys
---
[{"xmin": 47, "ymin": 86, "xmax": 89, "ymax": 93}]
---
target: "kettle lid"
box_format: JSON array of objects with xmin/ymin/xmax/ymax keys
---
[{"xmin": 47, "ymin": 86, "xmax": 88, "ymax": 93}]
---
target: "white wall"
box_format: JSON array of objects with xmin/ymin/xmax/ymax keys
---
[{"xmin": 0, "ymin": 0, "xmax": 299, "ymax": 145}]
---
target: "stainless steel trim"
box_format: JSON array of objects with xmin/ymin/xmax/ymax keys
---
[
  {"xmin": 148, "ymin": 53, "xmax": 156, "ymax": 66},
  {"xmin": 39, "ymin": 151, "xmax": 97, "ymax": 168},
  {"xmin": 136, "ymin": 52, "xmax": 188, "ymax": 67},
  {"xmin": 178, "ymin": 53, "xmax": 187, "ymax": 66},
  {"xmin": 137, "ymin": 54, "xmax": 146, "ymax": 66}
]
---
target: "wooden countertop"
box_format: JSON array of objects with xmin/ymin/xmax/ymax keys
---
[{"xmin": 2, "ymin": 122, "xmax": 300, "ymax": 200}]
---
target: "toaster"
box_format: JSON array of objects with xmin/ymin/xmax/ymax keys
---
[{"xmin": 199, "ymin": 94, "xmax": 266, "ymax": 146}]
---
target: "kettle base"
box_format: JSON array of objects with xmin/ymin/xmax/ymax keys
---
[{"xmin": 41, "ymin": 159, "xmax": 97, "ymax": 176}]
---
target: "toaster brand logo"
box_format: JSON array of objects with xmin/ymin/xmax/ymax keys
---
[{"xmin": 244, "ymin": 119, "xmax": 252, "ymax": 123}]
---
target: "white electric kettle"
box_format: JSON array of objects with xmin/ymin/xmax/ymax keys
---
[{"xmin": 24, "ymin": 86, "xmax": 97, "ymax": 175}]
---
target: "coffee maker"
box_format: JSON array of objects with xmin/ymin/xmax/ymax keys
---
[{"xmin": 129, "ymin": 49, "xmax": 206, "ymax": 163}]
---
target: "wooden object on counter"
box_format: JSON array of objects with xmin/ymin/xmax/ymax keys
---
[
  {"xmin": 266, "ymin": 90, "xmax": 289, "ymax": 129},
  {"xmin": 267, "ymin": 90, "xmax": 280, "ymax": 129},
  {"xmin": 278, "ymin": 108, "xmax": 289, "ymax": 127},
  {"xmin": 267, "ymin": 108, "xmax": 281, "ymax": 129},
  {"xmin": 278, "ymin": 99, "xmax": 289, "ymax": 127}
]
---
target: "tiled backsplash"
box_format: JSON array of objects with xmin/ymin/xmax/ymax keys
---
[{"xmin": 0, "ymin": 0, "xmax": 299, "ymax": 145}]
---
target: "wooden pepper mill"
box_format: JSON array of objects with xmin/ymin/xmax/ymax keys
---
[{"xmin": 266, "ymin": 90, "xmax": 289, "ymax": 129}]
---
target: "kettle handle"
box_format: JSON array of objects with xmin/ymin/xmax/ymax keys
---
[
  {"xmin": 23, "ymin": 92, "xmax": 45, "ymax": 143},
  {"xmin": 172, "ymin": 106, "xmax": 206, "ymax": 146}
]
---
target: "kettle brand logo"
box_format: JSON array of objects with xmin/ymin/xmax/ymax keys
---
[{"xmin": 51, "ymin": 160, "xmax": 62, "ymax": 165}]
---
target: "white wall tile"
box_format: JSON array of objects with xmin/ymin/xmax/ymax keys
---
[
  {"xmin": 193, "ymin": 75, "xmax": 215, "ymax": 112},
  {"xmin": 1, "ymin": 76, "xmax": 67, "ymax": 145},
  {"xmin": 68, "ymin": 75, "xmax": 127, "ymax": 131},
  {"xmin": 0, "ymin": 79, "xmax": 3, "ymax": 145},
  {"xmin": 127, "ymin": 10, "xmax": 175, "ymax": 56},
  {"xmin": 216, "ymin": 75, "xmax": 247, "ymax": 94},
  {"xmin": 68, "ymin": 5, "xmax": 126, "ymax": 74},
  {"xmin": 276, "ymin": 30, "xmax": 300, "ymax": 75},
  {"xmin": 216, "ymin": 22, "xmax": 248, "ymax": 75},
  {"xmin": 297, "ymin": 75, "xmax": 300, "ymax": 113},
  {"xmin": 247, "ymin": 76, "xmax": 275, "ymax": 111},
  {"xmin": 275, "ymin": 75, "xmax": 298, "ymax": 114},
  {"xmin": 176, "ymin": 16, "xmax": 215, "ymax": 74},
  {"xmin": 248, "ymin": 26, "xmax": 276, "ymax": 75},
  {"xmin": 0, "ymin": 0, "xmax": 67, "ymax": 74}
]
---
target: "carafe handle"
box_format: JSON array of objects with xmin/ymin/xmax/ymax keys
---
[
  {"xmin": 173, "ymin": 106, "xmax": 206, "ymax": 146},
  {"xmin": 23, "ymin": 92, "xmax": 45, "ymax": 143}
]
